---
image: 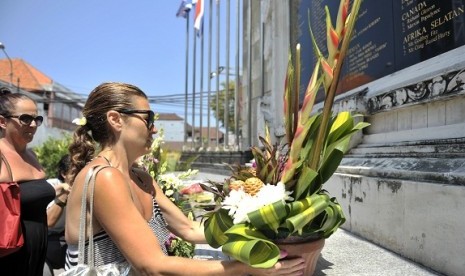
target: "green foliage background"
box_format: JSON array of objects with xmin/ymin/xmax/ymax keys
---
[
  {"xmin": 33, "ymin": 134, "xmax": 72, "ymax": 178},
  {"xmin": 208, "ymin": 80, "xmax": 237, "ymax": 132}
]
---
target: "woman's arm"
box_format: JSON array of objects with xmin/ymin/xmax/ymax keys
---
[
  {"xmin": 47, "ymin": 182, "xmax": 70, "ymax": 227},
  {"xmin": 91, "ymin": 168, "xmax": 305, "ymax": 275},
  {"xmin": 153, "ymin": 181, "xmax": 206, "ymax": 244}
]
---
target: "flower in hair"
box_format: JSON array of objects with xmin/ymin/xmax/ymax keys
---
[{"xmin": 72, "ymin": 116, "xmax": 87, "ymax": 126}]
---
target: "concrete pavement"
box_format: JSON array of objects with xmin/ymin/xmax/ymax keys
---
[{"xmin": 194, "ymin": 228, "xmax": 442, "ymax": 276}]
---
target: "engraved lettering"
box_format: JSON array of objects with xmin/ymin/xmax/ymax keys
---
[
  {"xmin": 420, "ymin": 5, "xmax": 440, "ymax": 22},
  {"xmin": 403, "ymin": 27, "xmax": 427, "ymax": 43},
  {"xmin": 401, "ymin": 1, "xmax": 427, "ymax": 21},
  {"xmin": 431, "ymin": 6, "xmax": 465, "ymax": 29}
]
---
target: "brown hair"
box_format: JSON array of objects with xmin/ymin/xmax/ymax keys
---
[
  {"xmin": 67, "ymin": 82, "xmax": 148, "ymax": 184},
  {"xmin": 0, "ymin": 88, "xmax": 35, "ymax": 117}
]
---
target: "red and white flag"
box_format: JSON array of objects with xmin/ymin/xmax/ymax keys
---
[{"xmin": 193, "ymin": 0, "xmax": 204, "ymax": 37}]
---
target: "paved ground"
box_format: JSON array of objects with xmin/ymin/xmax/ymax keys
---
[
  {"xmin": 194, "ymin": 228, "xmax": 442, "ymax": 276},
  {"xmin": 313, "ymin": 229, "xmax": 441, "ymax": 276}
]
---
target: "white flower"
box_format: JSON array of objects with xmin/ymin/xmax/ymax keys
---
[
  {"xmin": 222, "ymin": 188, "xmax": 248, "ymax": 218},
  {"xmin": 232, "ymin": 195, "xmax": 258, "ymax": 224},
  {"xmin": 158, "ymin": 173, "xmax": 183, "ymax": 190},
  {"xmin": 255, "ymin": 182, "xmax": 294, "ymax": 203},
  {"xmin": 72, "ymin": 117, "xmax": 87, "ymax": 126},
  {"xmin": 221, "ymin": 182, "xmax": 293, "ymax": 224},
  {"xmin": 177, "ymin": 169, "xmax": 199, "ymax": 180}
]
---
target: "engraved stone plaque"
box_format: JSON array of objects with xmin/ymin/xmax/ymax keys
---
[{"xmin": 297, "ymin": 0, "xmax": 465, "ymax": 102}]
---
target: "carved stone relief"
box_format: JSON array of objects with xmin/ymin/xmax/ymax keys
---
[{"xmin": 367, "ymin": 69, "xmax": 465, "ymax": 114}]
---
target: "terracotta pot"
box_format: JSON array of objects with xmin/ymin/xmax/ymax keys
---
[{"xmin": 276, "ymin": 239, "xmax": 325, "ymax": 276}]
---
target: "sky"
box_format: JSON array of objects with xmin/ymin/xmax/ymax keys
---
[{"xmin": 0, "ymin": 0, "xmax": 239, "ymax": 124}]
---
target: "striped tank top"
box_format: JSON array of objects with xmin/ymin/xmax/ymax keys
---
[{"xmin": 65, "ymin": 197, "xmax": 170, "ymax": 269}]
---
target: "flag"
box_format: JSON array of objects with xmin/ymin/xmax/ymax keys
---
[
  {"xmin": 176, "ymin": 0, "xmax": 191, "ymax": 18},
  {"xmin": 193, "ymin": 0, "xmax": 204, "ymax": 37}
]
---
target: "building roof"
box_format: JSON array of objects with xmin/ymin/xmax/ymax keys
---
[
  {"xmin": 157, "ymin": 113, "xmax": 184, "ymax": 121},
  {"xmin": 0, "ymin": 58, "xmax": 53, "ymax": 92},
  {"xmin": 50, "ymin": 81, "xmax": 86, "ymax": 106},
  {"xmin": 186, "ymin": 124, "xmax": 224, "ymax": 139},
  {"xmin": 0, "ymin": 80, "xmax": 44, "ymax": 101}
]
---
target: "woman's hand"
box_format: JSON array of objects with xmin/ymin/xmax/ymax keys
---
[
  {"xmin": 54, "ymin": 183, "xmax": 71, "ymax": 197},
  {"xmin": 246, "ymin": 251, "xmax": 306, "ymax": 276}
]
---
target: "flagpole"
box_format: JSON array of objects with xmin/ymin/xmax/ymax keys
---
[
  {"xmin": 183, "ymin": 9, "xmax": 191, "ymax": 151},
  {"xmin": 247, "ymin": 0, "xmax": 252, "ymax": 148},
  {"xmin": 192, "ymin": 11, "xmax": 198, "ymax": 151},
  {"xmin": 199, "ymin": 7, "xmax": 205, "ymax": 151},
  {"xmin": 207, "ymin": 0, "xmax": 213, "ymax": 151},
  {"xmin": 215, "ymin": 0, "xmax": 221, "ymax": 151},
  {"xmin": 224, "ymin": 0, "xmax": 231, "ymax": 151},
  {"xmin": 235, "ymin": 0, "xmax": 241, "ymax": 151}
]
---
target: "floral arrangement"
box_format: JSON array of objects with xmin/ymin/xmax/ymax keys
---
[
  {"xmin": 139, "ymin": 127, "xmax": 198, "ymax": 257},
  {"xmin": 199, "ymin": 0, "xmax": 367, "ymax": 268}
]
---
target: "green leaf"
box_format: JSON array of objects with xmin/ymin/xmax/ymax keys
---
[
  {"xmin": 281, "ymin": 159, "xmax": 303, "ymax": 186},
  {"xmin": 204, "ymin": 209, "xmax": 234, "ymax": 248},
  {"xmin": 285, "ymin": 194, "xmax": 330, "ymax": 235},
  {"xmin": 319, "ymin": 148, "xmax": 344, "ymax": 185},
  {"xmin": 326, "ymin": 111, "xmax": 354, "ymax": 146},
  {"xmin": 248, "ymin": 200, "xmax": 288, "ymax": 233},
  {"xmin": 353, "ymin": 121, "xmax": 371, "ymax": 131},
  {"xmin": 258, "ymin": 136, "xmax": 273, "ymax": 156},
  {"xmin": 251, "ymin": 146, "xmax": 266, "ymax": 173},
  {"xmin": 284, "ymin": 51, "xmax": 296, "ymax": 144},
  {"xmin": 299, "ymin": 114, "xmax": 323, "ymax": 164},
  {"xmin": 319, "ymin": 198, "xmax": 346, "ymax": 238},
  {"xmin": 264, "ymin": 166, "xmax": 277, "ymax": 184},
  {"xmin": 223, "ymin": 224, "xmax": 280, "ymax": 268},
  {"xmin": 294, "ymin": 167, "xmax": 319, "ymax": 200},
  {"xmin": 307, "ymin": 9, "xmax": 323, "ymax": 59}
]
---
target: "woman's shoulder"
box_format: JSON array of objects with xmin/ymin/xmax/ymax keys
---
[
  {"xmin": 74, "ymin": 163, "xmax": 119, "ymax": 187},
  {"xmin": 86, "ymin": 164, "xmax": 120, "ymax": 181}
]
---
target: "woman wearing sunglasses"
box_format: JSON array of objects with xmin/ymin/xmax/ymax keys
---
[
  {"xmin": 0, "ymin": 89, "xmax": 56, "ymax": 275},
  {"xmin": 64, "ymin": 82, "xmax": 305, "ymax": 275}
]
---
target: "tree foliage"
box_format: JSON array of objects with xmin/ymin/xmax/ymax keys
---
[
  {"xmin": 208, "ymin": 80, "xmax": 237, "ymax": 132},
  {"xmin": 33, "ymin": 134, "xmax": 72, "ymax": 178}
]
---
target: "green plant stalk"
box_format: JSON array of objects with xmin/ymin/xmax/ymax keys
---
[
  {"xmin": 309, "ymin": 0, "xmax": 362, "ymax": 170},
  {"xmin": 293, "ymin": 44, "xmax": 301, "ymax": 138},
  {"xmin": 284, "ymin": 51, "xmax": 295, "ymax": 144}
]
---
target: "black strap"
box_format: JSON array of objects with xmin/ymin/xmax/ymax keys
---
[{"xmin": 0, "ymin": 152, "xmax": 14, "ymax": 181}]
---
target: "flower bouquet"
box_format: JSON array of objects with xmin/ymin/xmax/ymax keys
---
[
  {"xmin": 199, "ymin": 0, "xmax": 367, "ymax": 272},
  {"xmin": 139, "ymin": 128, "xmax": 199, "ymax": 257}
]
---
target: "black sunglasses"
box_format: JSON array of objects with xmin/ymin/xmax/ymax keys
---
[
  {"xmin": 118, "ymin": 109, "xmax": 155, "ymax": 130},
  {"xmin": 5, "ymin": 114, "xmax": 44, "ymax": 126}
]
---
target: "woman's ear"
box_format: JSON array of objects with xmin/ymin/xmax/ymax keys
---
[
  {"xmin": 106, "ymin": 110, "xmax": 123, "ymax": 131},
  {"xmin": 0, "ymin": 115, "xmax": 7, "ymax": 131}
]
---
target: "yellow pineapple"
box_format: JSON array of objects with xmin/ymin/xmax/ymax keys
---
[
  {"xmin": 244, "ymin": 177, "xmax": 264, "ymax": 196},
  {"xmin": 229, "ymin": 180, "xmax": 245, "ymax": 191}
]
